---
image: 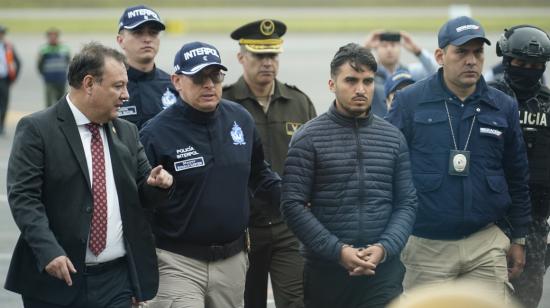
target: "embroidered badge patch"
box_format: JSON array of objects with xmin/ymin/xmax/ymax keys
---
[
  {"xmin": 174, "ymin": 157, "xmax": 205, "ymax": 171},
  {"xmin": 231, "ymin": 121, "xmax": 246, "ymax": 145},
  {"xmin": 118, "ymin": 106, "xmax": 137, "ymax": 117},
  {"xmin": 285, "ymin": 122, "xmax": 303, "ymax": 136},
  {"xmin": 480, "ymin": 127, "xmax": 502, "ymax": 137},
  {"xmin": 161, "ymin": 88, "xmax": 177, "ymax": 109}
]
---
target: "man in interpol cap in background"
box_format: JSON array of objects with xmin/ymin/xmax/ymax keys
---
[
  {"xmin": 387, "ymin": 16, "xmax": 531, "ymax": 302},
  {"xmin": 140, "ymin": 41, "xmax": 281, "ymax": 308},
  {"xmin": 116, "ymin": 5, "xmax": 176, "ymax": 129},
  {"xmin": 223, "ymin": 19, "xmax": 316, "ymax": 308},
  {"xmin": 384, "ymin": 69, "xmax": 415, "ymax": 111}
]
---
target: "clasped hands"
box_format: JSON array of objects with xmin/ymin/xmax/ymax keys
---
[{"xmin": 339, "ymin": 244, "xmax": 385, "ymax": 276}]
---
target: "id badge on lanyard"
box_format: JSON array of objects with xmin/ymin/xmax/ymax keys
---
[
  {"xmin": 448, "ymin": 149, "xmax": 470, "ymax": 176},
  {"xmin": 444, "ymin": 101, "xmax": 476, "ymax": 177}
]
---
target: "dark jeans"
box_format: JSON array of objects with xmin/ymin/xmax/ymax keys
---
[
  {"xmin": 23, "ymin": 258, "xmax": 133, "ymax": 308},
  {"xmin": 304, "ymin": 256, "xmax": 405, "ymax": 308}
]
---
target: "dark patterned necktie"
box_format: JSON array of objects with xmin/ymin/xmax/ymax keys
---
[{"xmin": 86, "ymin": 123, "xmax": 107, "ymax": 256}]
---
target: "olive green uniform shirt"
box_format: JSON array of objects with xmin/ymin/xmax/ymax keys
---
[{"xmin": 223, "ymin": 76, "xmax": 317, "ymax": 226}]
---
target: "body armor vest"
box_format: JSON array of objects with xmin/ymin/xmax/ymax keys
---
[{"xmin": 491, "ymin": 80, "xmax": 550, "ymax": 217}]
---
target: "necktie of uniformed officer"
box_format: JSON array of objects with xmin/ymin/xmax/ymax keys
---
[{"xmin": 86, "ymin": 123, "xmax": 107, "ymax": 256}]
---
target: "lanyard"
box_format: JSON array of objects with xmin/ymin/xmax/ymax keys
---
[{"xmin": 444, "ymin": 101, "xmax": 476, "ymax": 151}]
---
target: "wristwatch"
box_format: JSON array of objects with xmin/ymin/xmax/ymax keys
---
[{"xmin": 512, "ymin": 237, "xmax": 526, "ymax": 245}]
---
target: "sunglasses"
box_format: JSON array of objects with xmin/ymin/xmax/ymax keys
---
[{"xmin": 188, "ymin": 70, "xmax": 226, "ymax": 85}]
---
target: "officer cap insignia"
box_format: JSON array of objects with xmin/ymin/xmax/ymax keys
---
[
  {"xmin": 260, "ymin": 20, "xmax": 275, "ymax": 36},
  {"xmin": 230, "ymin": 19, "xmax": 287, "ymax": 54}
]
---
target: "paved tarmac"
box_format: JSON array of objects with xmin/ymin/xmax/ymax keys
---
[{"xmin": 1, "ymin": 23, "xmax": 550, "ymax": 308}]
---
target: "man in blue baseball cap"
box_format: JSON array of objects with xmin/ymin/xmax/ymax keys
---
[
  {"xmin": 116, "ymin": 5, "xmax": 176, "ymax": 129},
  {"xmin": 140, "ymin": 41, "xmax": 281, "ymax": 308},
  {"xmin": 387, "ymin": 16, "xmax": 531, "ymax": 302},
  {"xmin": 384, "ymin": 69, "xmax": 415, "ymax": 111}
]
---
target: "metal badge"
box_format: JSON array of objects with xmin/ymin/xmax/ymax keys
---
[
  {"xmin": 448, "ymin": 149, "xmax": 470, "ymax": 176},
  {"xmin": 260, "ymin": 19, "xmax": 275, "ymax": 36}
]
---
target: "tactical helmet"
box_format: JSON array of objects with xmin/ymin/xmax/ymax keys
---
[{"xmin": 496, "ymin": 25, "xmax": 550, "ymax": 62}]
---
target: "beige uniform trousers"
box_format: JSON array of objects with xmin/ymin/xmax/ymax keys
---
[
  {"xmin": 401, "ymin": 224, "xmax": 513, "ymax": 303},
  {"xmin": 146, "ymin": 249, "xmax": 248, "ymax": 308}
]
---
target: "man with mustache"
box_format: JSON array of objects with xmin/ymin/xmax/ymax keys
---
[
  {"xmin": 387, "ymin": 16, "xmax": 531, "ymax": 302},
  {"xmin": 281, "ymin": 43, "xmax": 417, "ymax": 307},
  {"xmin": 116, "ymin": 5, "xmax": 176, "ymax": 129},
  {"xmin": 140, "ymin": 41, "xmax": 281, "ymax": 308},
  {"xmin": 223, "ymin": 19, "xmax": 316, "ymax": 308},
  {"xmin": 5, "ymin": 42, "xmax": 173, "ymax": 308}
]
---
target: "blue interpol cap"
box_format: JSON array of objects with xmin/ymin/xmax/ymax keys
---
[
  {"xmin": 173, "ymin": 41, "xmax": 228, "ymax": 75},
  {"xmin": 438, "ymin": 16, "xmax": 491, "ymax": 48},
  {"xmin": 118, "ymin": 5, "xmax": 165, "ymax": 32},
  {"xmin": 384, "ymin": 70, "xmax": 415, "ymax": 98}
]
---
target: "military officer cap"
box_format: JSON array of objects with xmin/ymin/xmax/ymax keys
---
[{"xmin": 231, "ymin": 19, "xmax": 287, "ymax": 54}]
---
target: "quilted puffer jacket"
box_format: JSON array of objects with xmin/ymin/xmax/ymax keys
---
[{"xmin": 281, "ymin": 103, "xmax": 417, "ymax": 264}]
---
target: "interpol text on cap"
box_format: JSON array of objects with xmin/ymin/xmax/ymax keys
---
[{"xmin": 118, "ymin": 5, "xmax": 165, "ymax": 32}]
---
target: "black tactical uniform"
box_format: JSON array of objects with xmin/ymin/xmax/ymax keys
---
[
  {"xmin": 489, "ymin": 25, "xmax": 550, "ymax": 308},
  {"xmin": 118, "ymin": 66, "xmax": 176, "ymax": 129},
  {"xmin": 116, "ymin": 6, "xmax": 176, "ymax": 129},
  {"xmin": 224, "ymin": 19, "xmax": 316, "ymax": 308}
]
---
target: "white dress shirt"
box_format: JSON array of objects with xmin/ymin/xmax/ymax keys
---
[{"xmin": 67, "ymin": 95, "xmax": 126, "ymax": 263}]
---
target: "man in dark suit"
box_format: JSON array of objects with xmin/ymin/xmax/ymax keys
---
[{"xmin": 5, "ymin": 42, "xmax": 173, "ymax": 308}]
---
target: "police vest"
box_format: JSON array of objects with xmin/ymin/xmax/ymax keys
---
[{"xmin": 492, "ymin": 80, "xmax": 550, "ymax": 187}]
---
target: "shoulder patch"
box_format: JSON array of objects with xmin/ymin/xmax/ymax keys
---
[
  {"xmin": 283, "ymin": 83, "xmax": 314, "ymax": 101},
  {"xmin": 284, "ymin": 83, "xmax": 305, "ymax": 94}
]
